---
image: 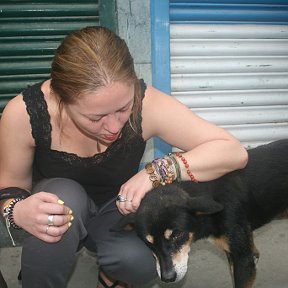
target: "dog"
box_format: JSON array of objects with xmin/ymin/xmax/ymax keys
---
[{"xmin": 115, "ymin": 139, "xmax": 288, "ymax": 288}]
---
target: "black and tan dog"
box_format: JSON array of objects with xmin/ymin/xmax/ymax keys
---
[{"xmin": 116, "ymin": 139, "xmax": 288, "ymax": 288}]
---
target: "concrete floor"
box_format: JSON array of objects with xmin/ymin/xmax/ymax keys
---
[{"xmin": 0, "ymin": 219, "xmax": 288, "ymax": 288}]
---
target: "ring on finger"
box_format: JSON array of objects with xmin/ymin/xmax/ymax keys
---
[
  {"xmin": 45, "ymin": 225, "xmax": 50, "ymax": 234},
  {"xmin": 116, "ymin": 194, "xmax": 127, "ymax": 202},
  {"xmin": 47, "ymin": 214, "xmax": 55, "ymax": 226}
]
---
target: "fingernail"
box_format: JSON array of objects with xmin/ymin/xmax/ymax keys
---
[
  {"xmin": 58, "ymin": 199, "xmax": 65, "ymax": 205},
  {"xmin": 68, "ymin": 222, "xmax": 72, "ymax": 227},
  {"xmin": 70, "ymin": 215, "xmax": 74, "ymax": 221},
  {"xmin": 69, "ymin": 209, "xmax": 73, "ymax": 215}
]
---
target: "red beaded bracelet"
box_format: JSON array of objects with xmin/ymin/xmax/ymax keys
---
[{"xmin": 175, "ymin": 152, "xmax": 198, "ymax": 183}]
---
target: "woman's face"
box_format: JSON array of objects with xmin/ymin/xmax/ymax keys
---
[{"xmin": 65, "ymin": 81, "xmax": 134, "ymax": 145}]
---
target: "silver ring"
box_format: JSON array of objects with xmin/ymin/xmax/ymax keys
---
[
  {"xmin": 116, "ymin": 194, "xmax": 127, "ymax": 202},
  {"xmin": 47, "ymin": 215, "xmax": 55, "ymax": 226},
  {"xmin": 45, "ymin": 225, "xmax": 50, "ymax": 234}
]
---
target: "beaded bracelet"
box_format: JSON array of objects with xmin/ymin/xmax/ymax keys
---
[
  {"xmin": 145, "ymin": 154, "xmax": 192, "ymax": 187},
  {"xmin": 145, "ymin": 162, "xmax": 161, "ymax": 188},
  {"xmin": 166, "ymin": 154, "xmax": 181, "ymax": 181},
  {"xmin": 3, "ymin": 198, "xmax": 24, "ymax": 246},
  {"xmin": 175, "ymin": 152, "xmax": 198, "ymax": 183},
  {"xmin": 1, "ymin": 187, "xmax": 30, "ymax": 246},
  {"xmin": 152, "ymin": 158, "xmax": 175, "ymax": 185},
  {"xmin": 3, "ymin": 198, "xmax": 23, "ymax": 229},
  {"xmin": 161, "ymin": 157, "xmax": 175, "ymax": 184}
]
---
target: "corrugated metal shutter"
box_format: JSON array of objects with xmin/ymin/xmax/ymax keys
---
[
  {"xmin": 170, "ymin": 0, "xmax": 288, "ymax": 24},
  {"xmin": 0, "ymin": 0, "xmax": 116, "ymax": 112},
  {"xmin": 169, "ymin": 0, "xmax": 288, "ymax": 148}
]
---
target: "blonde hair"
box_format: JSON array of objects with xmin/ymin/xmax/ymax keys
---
[{"xmin": 50, "ymin": 26, "xmax": 141, "ymax": 133}]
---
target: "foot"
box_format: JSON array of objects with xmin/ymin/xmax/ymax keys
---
[{"xmin": 97, "ymin": 270, "xmax": 133, "ymax": 288}]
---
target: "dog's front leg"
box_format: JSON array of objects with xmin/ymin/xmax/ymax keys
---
[
  {"xmin": 230, "ymin": 253, "xmax": 256, "ymax": 288},
  {"xmin": 225, "ymin": 252, "xmax": 235, "ymax": 288},
  {"xmin": 228, "ymin": 226, "xmax": 257, "ymax": 288}
]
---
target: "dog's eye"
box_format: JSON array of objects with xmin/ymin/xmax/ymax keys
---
[{"xmin": 171, "ymin": 230, "xmax": 185, "ymax": 240}]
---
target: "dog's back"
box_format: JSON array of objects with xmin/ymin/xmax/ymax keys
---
[
  {"xmin": 240, "ymin": 139, "xmax": 288, "ymax": 229},
  {"xmin": 174, "ymin": 139, "xmax": 288, "ymax": 231}
]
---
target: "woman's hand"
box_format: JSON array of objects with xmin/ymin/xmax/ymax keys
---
[
  {"xmin": 13, "ymin": 192, "xmax": 73, "ymax": 243},
  {"xmin": 116, "ymin": 169, "xmax": 152, "ymax": 215}
]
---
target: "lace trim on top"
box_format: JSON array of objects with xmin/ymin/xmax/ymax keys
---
[
  {"xmin": 22, "ymin": 81, "xmax": 145, "ymax": 168},
  {"xmin": 23, "ymin": 82, "xmax": 52, "ymax": 148}
]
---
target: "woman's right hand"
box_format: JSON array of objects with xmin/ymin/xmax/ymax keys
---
[{"xmin": 12, "ymin": 192, "xmax": 73, "ymax": 243}]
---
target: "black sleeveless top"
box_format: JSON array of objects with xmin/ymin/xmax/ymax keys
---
[{"xmin": 22, "ymin": 81, "xmax": 146, "ymax": 206}]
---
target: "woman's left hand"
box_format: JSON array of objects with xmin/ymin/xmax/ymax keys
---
[{"xmin": 116, "ymin": 169, "xmax": 152, "ymax": 215}]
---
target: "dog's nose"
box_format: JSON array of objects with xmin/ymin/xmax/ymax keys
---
[{"xmin": 161, "ymin": 270, "xmax": 177, "ymax": 283}]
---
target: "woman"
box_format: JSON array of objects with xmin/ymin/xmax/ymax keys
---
[{"xmin": 0, "ymin": 26, "xmax": 248, "ymax": 288}]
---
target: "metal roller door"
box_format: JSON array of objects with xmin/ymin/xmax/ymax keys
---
[
  {"xmin": 151, "ymin": 0, "xmax": 288, "ymax": 154},
  {"xmin": 0, "ymin": 0, "xmax": 116, "ymax": 112},
  {"xmin": 171, "ymin": 24, "xmax": 288, "ymax": 148}
]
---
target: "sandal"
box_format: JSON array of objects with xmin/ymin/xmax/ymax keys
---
[
  {"xmin": 98, "ymin": 273, "xmax": 120, "ymax": 288},
  {"xmin": 97, "ymin": 271, "xmax": 133, "ymax": 288}
]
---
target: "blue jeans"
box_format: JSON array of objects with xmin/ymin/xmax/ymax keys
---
[{"xmin": 21, "ymin": 178, "xmax": 157, "ymax": 288}]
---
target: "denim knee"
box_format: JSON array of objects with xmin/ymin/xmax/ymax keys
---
[
  {"xmin": 97, "ymin": 231, "xmax": 157, "ymax": 285},
  {"xmin": 21, "ymin": 178, "xmax": 96, "ymax": 288},
  {"xmin": 33, "ymin": 177, "xmax": 95, "ymax": 222}
]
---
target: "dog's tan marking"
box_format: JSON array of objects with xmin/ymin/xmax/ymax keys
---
[
  {"xmin": 208, "ymin": 236, "xmax": 230, "ymax": 253},
  {"xmin": 146, "ymin": 234, "xmax": 154, "ymax": 244},
  {"xmin": 243, "ymin": 274, "xmax": 256, "ymax": 288},
  {"xmin": 172, "ymin": 233, "xmax": 194, "ymax": 263},
  {"xmin": 173, "ymin": 243, "xmax": 190, "ymax": 264},
  {"xmin": 164, "ymin": 229, "xmax": 173, "ymax": 239},
  {"xmin": 188, "ymin": 232, "xmax": 193, "ymax": 244}
]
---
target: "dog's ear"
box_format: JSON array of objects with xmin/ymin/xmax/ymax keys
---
[
  {"xmin": 187, "ymin": 196, "xmax": 224, "ymax": 215},
  {"xmin": 110, "ymin": 213, "xmax": 136, "ymax": 232}
]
